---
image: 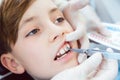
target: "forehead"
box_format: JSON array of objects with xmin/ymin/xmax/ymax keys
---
[
  {"xmin": 31, "ymin": 0, "xmax": 56, "ymax": 11},
  {"xmin": 19, "ymin": 0, "xmax": 57, "ymax": 27}
]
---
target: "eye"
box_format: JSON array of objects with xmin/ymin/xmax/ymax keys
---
[
  {"xmin": 55, "ymin": 17, "xmax": 65, "ymax": 24},
  {"xmin": 26, "ymin": 29, "xmax": 40, "ymax": 37}
]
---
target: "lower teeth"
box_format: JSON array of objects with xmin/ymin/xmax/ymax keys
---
[
  {"xmin": 55, "ymin": 50, "xmax": 70, "ymax": 60},
  {"xmin": 56, "ymin": 54, "xmax": 67, "ymax": 60}
]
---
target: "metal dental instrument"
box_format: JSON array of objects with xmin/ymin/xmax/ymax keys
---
[{"xmin": 71, "ymin": 48, "xmax": 120, "ymax": 60}]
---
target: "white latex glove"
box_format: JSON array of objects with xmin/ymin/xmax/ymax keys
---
[
  {"xmin": 51, "ymin": 53, "xmax": 102, "ymax": 80},
  {"xmin": 90, "ymin": 48, "xmax": 118, "ymax": 80},
  {"xmin": 51, "ymin": 48, "xmax": 118, "ymax": 80},
  {"xmin": 80, "ymin": 5, "xmax": 110, "ymax": 36}
]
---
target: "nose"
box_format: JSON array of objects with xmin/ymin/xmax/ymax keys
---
[
  {"xmin": 48, "ymin": 29, "xmax": 66, "ymax": 43},
  {"xmin": 49, "ymin": 31, "xmax": 65, "ymax": 42}
]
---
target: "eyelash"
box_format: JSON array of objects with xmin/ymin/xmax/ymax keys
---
[
  {"xmin": 26, "ymin": 28, "xmax": 40, "ymax": 37},
  {"xmin": 25, "ymin": 17, "xmax": 64, "ymax": 37},
  {"xmin": 55, "ymin": 17, "xmax": 65, "ymax": 24}
]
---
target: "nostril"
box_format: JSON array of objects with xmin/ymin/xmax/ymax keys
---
[
  {"xmin": 49, "ymin": 32, "xmax": 66, "ymax": 42},
  {"xmin": 53, "ymin": 32, "xmax": 64, "ymax": 40}
]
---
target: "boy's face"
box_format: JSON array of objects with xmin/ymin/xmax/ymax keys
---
[{"xmin": 11, "ymin": 0, "xmax": 79, "ymax": 79}]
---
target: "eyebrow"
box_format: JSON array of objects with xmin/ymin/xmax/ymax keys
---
[
  {"xmin": 49, "ymin": 7, "xmax": 58, "ymax": 14},
  {"xmin": 20, "ymin": 8, "xmax": 58, "ymax": 29},
  {"xmin": 21, "ymin": 17, "xmax": 35, "ymax": 27}
]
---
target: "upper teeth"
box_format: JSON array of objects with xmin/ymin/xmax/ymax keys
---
[{"xmin": 58, "ymin": 43, "xmax": 70, "ymax": 55}]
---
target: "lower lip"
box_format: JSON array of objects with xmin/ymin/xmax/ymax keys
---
[{"xmin": 55, "ymin": 51, "xmax": 75, "ymax": 63}]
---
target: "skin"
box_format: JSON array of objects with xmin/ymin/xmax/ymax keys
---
[{"xmin": 1, "ymin": 0, "xmax": 87, "ymax": 79}]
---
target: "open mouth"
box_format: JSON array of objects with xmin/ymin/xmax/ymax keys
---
[{"xmin": 54, "ymin": 43, "xmax": 71, "ymax": 61}]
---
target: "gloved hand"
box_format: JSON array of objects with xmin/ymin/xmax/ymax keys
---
[
  {"xmin": 53, "ymin": 0, "xmax": 109, "ymax": 49},
  {"xmin": 80, "ymin": 5, "xmax": 110, "ymax": 36},
  {"xmin": 51, "ymin": 53, "xmax": 101, "ymax": 80},
  {"xmin": 90, "ymin": 48, "xmax": 118, "ymax": 80},
  {"xmin": 51, "ymin": 48, "xmax": 118, "ymax": 80},
  {"xmin": 53, "ymin": 0, "xmax": 89, "ymax": 43},
  {"xmin": 53, "ymin": 0, "xmax": 110, "ymax": 44}
]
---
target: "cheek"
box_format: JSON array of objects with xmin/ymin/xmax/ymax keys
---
[
  {"xmin": 13, "ymin": 44, "xmax": 55, "ymax": 77},
  {"xmin": 17, "ymin": 46, "xmax": 57, "ymax": 79},
  {"xmin": 13, "ymin": 40, "xmax": 50, "ymax": 66},
  {"xmin": 16, "ymin": 43, "xmax": 49, "ymax": 63}
]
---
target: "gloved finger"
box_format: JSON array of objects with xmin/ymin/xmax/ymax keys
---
[
  {"xmin": 90, "ymin": 22, "xmax": 111, "ymax": 37},
  {"xmin": 66, "ymin": 29, "xmax": 83, "ymax": 41},
  {"xmin": 91, "ymin": 59, "xmax": 118, "ymax": 80},
  {"xmin": 65, "ymin": 26, "xmax": 86, "ymax": 41},
  {"xmin": 92, "ymin": 48, "xmax": 118, "ymax": 80},
  {"xmin": 69, "ymin": 0, "xmax": 89, "ymax": 12},
  {"xmin": 78, "ymin": 53, "xmax": 87, "ymax": 64},
  {"xmin": 79, "ymin": 34, "xmax": 90, "ymax": 49},
  {"xmin": 74, "ymin": 53, "xmax": 102, "ymax": 76},
  {"xmin": 98, "ymin": 25, "xmax": 111, "ymax": 36}
]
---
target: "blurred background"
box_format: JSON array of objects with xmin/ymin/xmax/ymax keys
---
[{"xmin": 91, "ymin": 0, "xmax": 120, "ymax": 23}]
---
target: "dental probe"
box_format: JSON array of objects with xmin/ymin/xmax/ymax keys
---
[{"xmin": 71, "ymin": 48, "xmax": 120, "ymax": 60}]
